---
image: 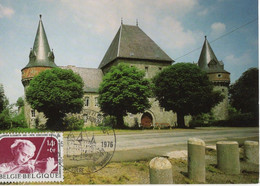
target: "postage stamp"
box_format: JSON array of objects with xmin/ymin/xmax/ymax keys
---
[{"xmin": 0, "ymin": 133, "xmax": 63, "ymax": 183}]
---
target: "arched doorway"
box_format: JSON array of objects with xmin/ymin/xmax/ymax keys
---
[{"xmin": 141, "ymin": 112, "xmax": 153, "ymax": 128}]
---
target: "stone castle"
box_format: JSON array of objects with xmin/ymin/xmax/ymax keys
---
[{"xmin": 21, "ymin": 16, "xmax": 230, "ymax": 128}]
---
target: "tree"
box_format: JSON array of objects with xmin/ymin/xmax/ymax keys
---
[
  {"xmin": 16, "ymin": 97, "xmax": 24, "ymax": 108},
  {"xmin": 0, "ymin": 84, "xmax": 9, "ymax": 113},
  {"xmin": 0, "ymin": 84, "xmax": 11, "ymax": 129},
  {"xmin": 98, "ymin": 63, "xmax": 151, "ymax": 128},
  {"xmin": 0, "ymin": 109, "xmax": 12, "ymax": 130},
  {"xmin": 152, "ymin": 63, "xmax": 224, "ymax": 128},
  {"xmin": 229, "ymin": 68, "xmax": 258, "ymax": 119},
  {"xmin": 11, "ymin": 97, "xmax": 27, "ymax": 128},
  {"xmin": 26, "ymin": 68, "xmax": 84, "ymax": 130}
]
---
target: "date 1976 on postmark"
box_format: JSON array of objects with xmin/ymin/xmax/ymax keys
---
[{"xmin": 0, "ymin": 133, "xmax": 63, "ymax": 183}]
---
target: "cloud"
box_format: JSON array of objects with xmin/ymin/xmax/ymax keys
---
[
  {"xmin": 60, "ymin": 0, "xmax": 130, "ymax": 36},
  {"xmin": 152, "ymin": 0, "xmax": 199, "ymax": 16},
  {"xmin": 57, "ymin": 0, "xmax": 202, "ymax": 62},
  {"xmin": 0, "ymin": 4, "xmax": 14, "ymax": 18},
  {"xmin": 158, "ymin": 16, "xmax": 198, "ymax": 49},
  {"xmin": 197, "ymin": 8, "xmax": 208, "ymax": 16},
  {"xmin": 225, "ymin": 51, "xmax": 254, "ymax": 66},
  {"xmin": 210, "ymin": 22, "xmax": 226, "ymax": 38},
  {"xmin": 224, "ymin": 49, "xmax": 258, "ymax": 81},
  {"xmin": 59, "ymin": 0, "xmax": 199, "ymax": 36}
]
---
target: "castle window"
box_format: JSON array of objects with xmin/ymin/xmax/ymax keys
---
[
  {"xmin": 31, "ymin": 109, "xmax": 36, "ymax": 118},
  {"xmin": 217, "ymin": 74, "xmax": 222, "ymax": 78},
  {"xmin": 159, "ymin": 67, "xmax": 162, "ymax": 71},
  {"xmin": 83, "ymin": 114, "xmax": 88, "ymax": 122},
  {"xmin": 85, "ymin": 97, "xmax": 89, "ymax": 107},
  {"xmin": 95, "ymin": 97, "xmax": 99, "ymax": 107}
]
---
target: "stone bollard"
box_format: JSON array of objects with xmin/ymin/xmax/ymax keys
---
[
  {"xmin": 217, "ymin": 141, "xmax": 240, "ymax": 174},
  {"xmin": 244, "ymin": 141, "xmax": 259, "ymax": 164},
  {"xmin": 149, "ymin": 157, "xmax": 173, "ymax": 184},
  {"xmin": 188, "ymin": 138, "xmax": 205, "ymax": 183}
]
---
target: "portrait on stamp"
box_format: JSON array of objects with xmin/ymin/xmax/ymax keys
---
[{"xmin": 0, "ymin": 133, "xmax": 63, "ymax": 183}]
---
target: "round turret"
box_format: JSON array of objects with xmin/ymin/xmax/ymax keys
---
[
  {"xmin": 21, "ymin": 15, "xmax": 57, "ymax": 128},
  {"xmin": 197, "ymin": 36, "xmax": 230, "ymax": 120},
  {"xmin": 21, "ymin": 15, "xmax": 57, "ymax": 86}
]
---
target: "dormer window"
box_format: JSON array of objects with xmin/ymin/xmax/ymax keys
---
[{"xmin": 29, "ymin": 49, "xmax": 36, "ymax": 61}]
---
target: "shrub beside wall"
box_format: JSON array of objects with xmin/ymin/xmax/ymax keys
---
[
  {"xmin": 189, "ymin": 112, "xmax": 258, "ymax": 128},
  {"xmin": 62, "ymin": 114, "xmax": 84, "ymax": 131},
  {"xmin": 12, "ymin": 107, "xmax": 27, "ymax": 128}
]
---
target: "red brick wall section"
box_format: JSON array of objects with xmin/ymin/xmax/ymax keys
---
[
  {"xmin": 208, "ymin": 72, "xmax": 230, "ymax": 82},
  {"xmin": 22, "ymin": 67, "xmax": 52, "ymax": 80}
]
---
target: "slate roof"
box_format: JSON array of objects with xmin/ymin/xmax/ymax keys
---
[
  {"xmin": 60, "ymin": 66, "xmax": 103, "ymax": 93},
  {"xmin": 198, "ymin": 36, "xmax": 229, "ymax": 74},
  {"xmin": 23, "ymin": 15, "xmax": 57, "ymax": 70},
  {"xmin": 99, "ymin": 24, "xmax": 173, "ymax": 69}
]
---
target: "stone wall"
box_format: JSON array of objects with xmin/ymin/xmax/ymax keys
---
[
  {"xmin": 124, "ymin": 98, "xmax": 177, "ymax": 127},
  {"xmin": 102, "ymin": 59, "xmax": 171, "ymax": 77},
  {"xmin": 211, "ymin": 85, "xmax": 229, "ymax": 120},
  {"xmin": 82, "ymin": 92, "xmax": 101, "ymax": 127},
  {"xmin": 23, "ymin": 88, "xmax": 47, "ymax": 128}
]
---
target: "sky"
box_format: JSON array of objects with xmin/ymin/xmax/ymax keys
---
[{"xmin": 0, "ymin": 0, "xmax": 258, "ymax": 104}]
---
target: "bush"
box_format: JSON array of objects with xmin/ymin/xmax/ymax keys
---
[
  {"xmin": 0, "ymin": 110, "xmax": 12, "ymax": 130},
  {"xmin": 101, "ymin": 116, "xmax": 117, "ymax": 127},
  {"xmin": 131, "ymin": 117, "xmax": 142, "ymax": 130},
  {"xmin": 62, "ymin": 114, "xmax": 84, "ymax": 131},
  {"xmin": 227, "ymin": 112, "xmax": 258, "ymax": 127},
  {"xmin": 189, "ymin": 112, "xmax": 215, "ymax": 128},
  {"xmin": 189, "ymin": 120, "xmax": 205, "ymax": 128},
  {"xmin": 189, "ymin": 112, "xmax": 258, "ymax": 128},
  {"xmin": 11, "ymin": 107, "xmax": 27, "ymax": 128}
]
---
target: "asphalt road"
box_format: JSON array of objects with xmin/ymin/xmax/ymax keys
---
[
  {"xmin": 111, "ymin": 127, "xmax": 259, "ymax": 161},
  {"xmin": 63, "ymin": 127, "xmax": 259, "ymax": 164}
]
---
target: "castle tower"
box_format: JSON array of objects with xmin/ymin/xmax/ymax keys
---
[
  {"xmin": 21, "ymin": 15, "xmax": 57, "ymax": 127},
  {"xmin": 99, "ymin": 23, "xmax": 173, "ymax": 74},
  {"xmin": 99, "ymin": 23, "xmax": 175, "ymax": 128},
  {"xmin": 198, "ymin": 36, "xmax": 230, "ymax": 120}
]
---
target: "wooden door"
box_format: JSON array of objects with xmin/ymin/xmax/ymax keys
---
[{"xmin": 141, "ymin": 113, "xmax": 152, "ymax": 128}]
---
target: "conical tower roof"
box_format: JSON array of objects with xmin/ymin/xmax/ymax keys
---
[
  {"xmin": 23, "ymin": 15, "xmax": 57, "ymax": 69},
  {"xmin": 99, "ymin": 24, "xmax": 173, "ymax": 69},
  {"xmin": 198, "ymin": 36, "xmax": 219, "ymax": 70}
]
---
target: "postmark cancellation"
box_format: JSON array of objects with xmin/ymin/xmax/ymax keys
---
[{"xmin": 0, "ymin": 133, "xmax": 63, "ymax": 183}]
